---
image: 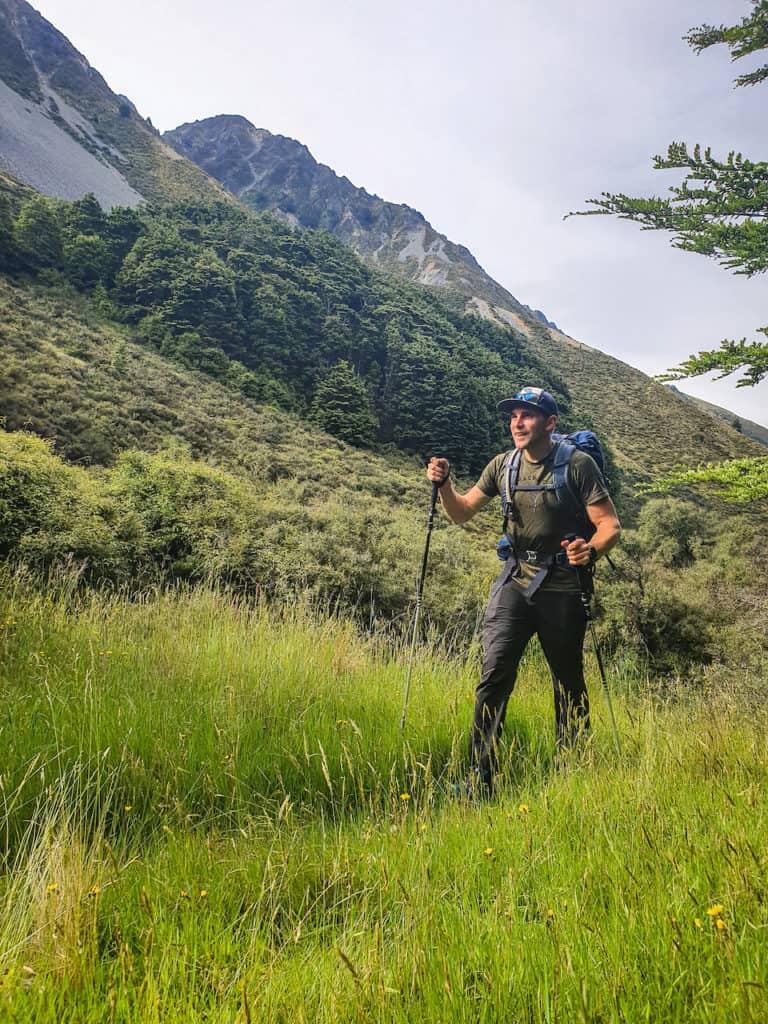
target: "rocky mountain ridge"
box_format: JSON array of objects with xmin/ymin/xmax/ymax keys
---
[{"xmin": 163, "ymin": 115, "xmax": 534, "ymax": 320}]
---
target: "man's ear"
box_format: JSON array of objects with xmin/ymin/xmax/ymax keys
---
[{"xmin": 545, "ymin": 415, "xmax": 557, "ymax": 433}]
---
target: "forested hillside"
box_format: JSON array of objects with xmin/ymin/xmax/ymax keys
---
[
  {"xmin": 0, "ymin": 178, "xmax": 568, "ymax": 475},
  {"xmin": 3, "ymin": 174, "xmax": 760, "ymax": 485},
  {"xmin": 0, "ymin": 270, "xmax": 505, "ymax": 625}
]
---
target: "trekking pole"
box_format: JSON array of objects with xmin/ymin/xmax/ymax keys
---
[
  {"xmin": 565, "ymin": 534, "xmax": 621, "ymax": 756},
  {"xmin": 400, "ymin": 480, "xmax": 439, "ymax": 731}
]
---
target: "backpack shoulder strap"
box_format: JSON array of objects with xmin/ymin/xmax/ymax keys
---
[
  {"xmin": 552, "ymin": 439, "xmax": 593, "ymax": 535},
  {"xmin": 551, "ymin": 438, "xmax": 574, "ymax": 493},
  {"xmin": 500, "ymin": 449, "xmax": 521, "ymax": 530}
]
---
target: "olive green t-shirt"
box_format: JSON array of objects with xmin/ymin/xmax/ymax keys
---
[{"xmin": 475, "ymin": 442, "xmax": 610, "ymax": 592}]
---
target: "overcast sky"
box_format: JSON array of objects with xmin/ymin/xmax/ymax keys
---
[{"xmin": 34, "ymin": 0, "xmax": 767, "ymax": 425}]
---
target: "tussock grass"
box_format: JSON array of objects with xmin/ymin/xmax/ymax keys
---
[{"xmin": 1, "ymin": 578, "xmax": 767, "ymax": 1022}]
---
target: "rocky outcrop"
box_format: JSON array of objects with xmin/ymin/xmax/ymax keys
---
[{"xmin": 0, "ymin": 0, "xmax": 228, "ymax": 207}]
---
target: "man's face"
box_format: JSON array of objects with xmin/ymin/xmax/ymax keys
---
[{"xmin": 509, "ymin": 408, "xmax": 556, "ymax": 450}]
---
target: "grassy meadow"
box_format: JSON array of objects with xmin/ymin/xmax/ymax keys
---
[{"xmin": 1, "ymin": 578, "xmax": 766, "ymax": 1023}]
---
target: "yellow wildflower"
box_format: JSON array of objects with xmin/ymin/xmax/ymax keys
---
[
  {"xmin": 179, "ymin": 890, "xmax": 190, "ymax": 899},
  {"xmin": 518, "ymin": 804, "xmax": 530, "ymax": 815},
  {"xmin": 707, "ymin": 904, "xmax": 724, "ymax": 917},
  {"xmin": 716, "ymin": 918, "xmax": 727, "ymax": 932},
  {"xmin": 88, "ymin": 885, "xmax": 101, "ymax": 897},
  {"xmin": 547, "ymin": 909, "xmax": 555, "ymax": 918},
  {"xmin": 483, "ymin": 847, "xmax": 494, "ymax": 857},
  {"xmin": 694, "ymin": 918, "xmax": 702, "ymax": 929},
  {"xmin": 45, "ymin": 883, "xmax": 58, "ymax": 895},
  {"xmin": 199, "ymin": 890, "xmax": 208, "ymax": 899},
  {"xmin": 124, "ymin": 805, "xmax": 133, "ymax": 812},
  {"xmin": 399, "ymin": 793, "xmax": 410, "ymax": 802}
]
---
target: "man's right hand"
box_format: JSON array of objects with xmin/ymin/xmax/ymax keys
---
[{"xmin": 427, "ymin": 457, "xmax": 450, "ymax": 488}]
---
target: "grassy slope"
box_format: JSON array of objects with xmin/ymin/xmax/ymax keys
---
[
  {"xmin": 1, "ymin": 582, "xmax": 766, "ymax": 1023},
  {"xmin": 666, "ymin": 385, "xmax": 768, "ymax": 447},
  {"xmin": 0, "ymin": 275, "xmax": 501, "ymax": 614},
  {"xmin": 0, "ymin": 275, "xmax": 416, "ymax": 475}
]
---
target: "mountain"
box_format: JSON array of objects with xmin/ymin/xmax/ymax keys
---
[
  {"xmin": 0, "ymin": 3, "xmax": 763, "ymax": 502},
  {"xmin": 162, "ymin": 116, "xmax": 764, "ymax": 476},
  {"xmin": 0, "ymin": 0, "xmax": 229, "ymax": 207},
  {"xmin": 163, "ymin": 115, "xmax": 535, "ymax": 322}
]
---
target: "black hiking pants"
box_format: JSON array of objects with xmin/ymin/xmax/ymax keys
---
[{"xmin": 470, "ymin": 572, "xmax": 589, "ymax": 782}]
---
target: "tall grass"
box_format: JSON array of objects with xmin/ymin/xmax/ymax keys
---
[{"xmin": 1, "ymin": 577, "xmax": 766, "ymax": 1022}]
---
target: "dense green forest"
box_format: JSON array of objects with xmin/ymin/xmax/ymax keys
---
[{"xmin": 0, "ymin": 184, "xmax": 569, "ymax": 475}]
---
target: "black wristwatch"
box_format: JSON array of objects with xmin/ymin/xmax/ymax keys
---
[{"xmin": 587, "ymin": 545, "xmax": 598, "ymax": 565}]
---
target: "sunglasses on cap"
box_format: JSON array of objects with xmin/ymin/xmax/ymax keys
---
[{"xmin": 515, "ymin": 387, "xmax": 544, "ymax": 402}]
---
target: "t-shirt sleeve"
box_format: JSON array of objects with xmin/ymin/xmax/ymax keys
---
[
  {"xmin": 475, "ymin": 454, "xmax": 504, "ymax": 497},
  {"xmin": 570, "ymin": 451, "xmax": 610, "ymax": 506}
]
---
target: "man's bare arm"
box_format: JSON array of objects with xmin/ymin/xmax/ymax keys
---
[
  {"xmin": 561, "ymin": 497, "xmax": 621, "ymax": 566},
  {"xmin": 426, "ymin": 458, "xmax": 493, "ymax": 524}
]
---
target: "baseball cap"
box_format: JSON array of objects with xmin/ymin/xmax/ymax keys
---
[{"xmin": 497, "ymin": 387, "xmax": 558, "ymax": 418}]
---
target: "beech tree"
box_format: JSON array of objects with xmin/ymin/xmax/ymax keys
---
[
  {"xmin": 573, "ymin": 0, "xmax": 768, "ymax": 387},
  {"xmin": 14, "ymin": 196, "xmax": 63, "ymax": 271}
]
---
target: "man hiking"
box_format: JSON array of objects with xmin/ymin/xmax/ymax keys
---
[{"xmin": 426, "ymin": 387, "xmax": 620, "ymax": 794}]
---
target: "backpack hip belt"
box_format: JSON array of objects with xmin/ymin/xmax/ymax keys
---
[{"xmin": 517, "ymin": 549, "xmax": 571, "ymax": 568}]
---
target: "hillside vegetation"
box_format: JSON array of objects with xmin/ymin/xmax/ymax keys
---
[
  {"xmin": 3, "ymin": 265, "xmax": 767, "ymax": 677},
  {"xmin": 0, "ymin": 185, "xmax": 564, "ymax": 475}
]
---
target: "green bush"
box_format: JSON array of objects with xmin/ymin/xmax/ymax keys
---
[
  {"xmin": 596, "ymin": 499, "xmax": 767, "ymax": 677},
  {"xmin": 0, "ymin": 431, "xmax": 114, "ymax": 572},
  {"xmin": 0, "ymin": 429, "xmax": 494, "ymax": 630}
]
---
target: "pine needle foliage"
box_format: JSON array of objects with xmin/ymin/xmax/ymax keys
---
[{"xmin": 569, "ymin": 2, "xmax": 768, "ymax": 391}]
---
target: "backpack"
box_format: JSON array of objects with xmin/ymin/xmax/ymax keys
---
[{"xmin": 496, "ymin": 432, "xmax": 608, "ymax": 591}]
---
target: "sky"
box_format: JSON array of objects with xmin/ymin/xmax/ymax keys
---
[{"xmin": 33, "ymin": 0, "xmax": 768, "ymax": 426}]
